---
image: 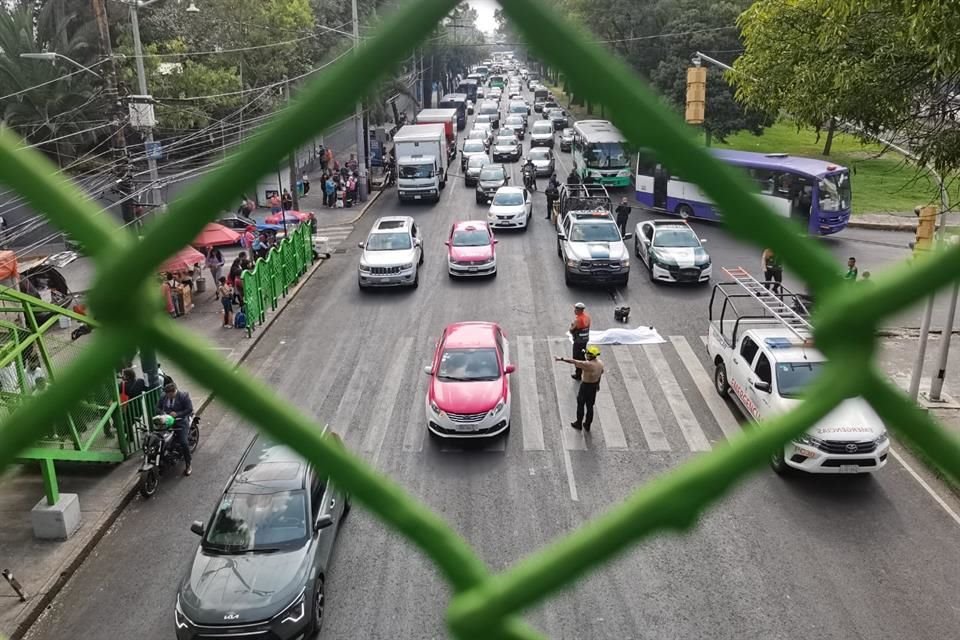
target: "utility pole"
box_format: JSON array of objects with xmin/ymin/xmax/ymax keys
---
[
  {"xmin": 285, "ymin": 78, "xmax": 300, "ymax": 211},
  {"xmin": 351, "ymin": 0, "xmax": 368, "ymax": 201},
  {"xmin": 128, "ymin": 2, "xmax": 163, "ymax": 213},
  {"xmin": 91, "ymin": 0, "xmax": 128, "ymax": 173}
]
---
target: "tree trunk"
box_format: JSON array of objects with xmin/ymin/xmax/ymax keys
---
[
  {"xmin": 587, "ymin": 100, "xmax": 593, "ymax": 115},
  {"xmin": 822, "ymin": 118, "xmax": 836, "ymax": 155},
  {"xmin": 705, "ymin": 129, "xmax": 712, "ymax": 147}
]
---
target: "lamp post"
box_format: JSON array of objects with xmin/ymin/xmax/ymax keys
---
[{"xmin": 19, "ymin": 52, "xmax": 104, "ymax": 78}]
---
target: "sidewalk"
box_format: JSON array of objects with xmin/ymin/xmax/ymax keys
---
[{"xmin": 0, "ymin": 190, "xmax": 383, "ymax": 639}]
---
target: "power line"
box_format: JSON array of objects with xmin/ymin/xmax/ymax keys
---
[{"xmin": 0, "ymin": 60, "xmax": 109, "ymax": 102}]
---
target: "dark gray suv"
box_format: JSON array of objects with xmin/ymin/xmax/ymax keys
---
[
  {"xmin": 475, "ymin": 163, "xmax": 510, "ymax": 204},
  {"xmin": 174, "ymin": 431, "xmax": 350, "ymax": 640}
]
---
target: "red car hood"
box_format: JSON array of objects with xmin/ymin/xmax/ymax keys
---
[
  {"xmin": 431, "ymin": 378, "xmax": 503, "ymax": 413},
  {"xmin": 449, "ymin": 245, "xmax": 493, "ymax": 262}
]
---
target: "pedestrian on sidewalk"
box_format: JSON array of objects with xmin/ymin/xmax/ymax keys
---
[
  {"xmin": 615, "ymin": 197, "xmax": 631, "ymax": 237},
  {"xmin": 302, "ymin": 173, "xmax": 311, "ymax": 195},
  {"xmin": 238, "ymin": 197, "xmax": 254, "ymax": 218},
  {"xmin": 281, "ymin": 189, "xmax": 293, "ymax": 211},
  {"xmin": 229, "ymin": 252, "xmax": 247, "ymax": 306},
  {"xmin": 845, "ymin": 256, "xmax": 858, "ymax": 280},
  {"xmin": 156, "ymin": 381, "xmax": 194, "ymax": 476},
  {"xmin": 568, "ymin": 302, "xmax": 591, "ymax": 380},
  {"xmin": 761, "ymin": 248, "xmax": 783, "ymax": 294},
  {"xmin": 205, "ymin": 248, "xmax": 224, "ymax": 297},
  {"xmin": 324, "ymin": 175, "xmax": 336, "ymax": 208},
  {"xmin": 555, "ymin": 344, "xmax": 604, "ymax": 432},
  {"xmin": 269, "ymin": 192, "xmax": 282, "ymax": 214},
  {"xmin": 545, "ymin": 181, "xmax": 559, "ymax": 220},
  {"xmin": 217, "ymin": 277, "xmax": 234, "ymax": 328}
]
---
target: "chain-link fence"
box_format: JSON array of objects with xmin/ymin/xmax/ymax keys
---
[{"xmin": 0, "ymin": 1, "xmax": 958, "ymax": 639}]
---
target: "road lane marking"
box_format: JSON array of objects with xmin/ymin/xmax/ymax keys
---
[
  {"xmin": 891, "ymin": 449, "xmax": 960, "ymax": 528},
  {"xmin": 643, "ymin": 344, "xmax": 712, "ymax": 452},
  {"xmin": 594, "ymin": 378, "xmax": 628, "ymax": 450},
  {"xmin": 518, "ymin": 335, "xmax": 546, "ymax": 451},
  {"xmin": 548, "ymin": 337, "xmax": 587, "ymax": 450},
  {"xmin": 401, "ymin": 393, "xmax": 427, "ymax": 453},
  {"xmin": 330, "ymin": 349, "xmax": 371, "ymax": 442},
  {"xmin": 561, "ymin": 445, "xmax": 579, "ymax": 501},
  {"xmin": 365, "ymin": 337, "xmax": 414, "ymax": 466},
  {"xmin": 671, "ymin": 336, "xmax": 742, "ymax": 440},
  {"xmin": 700, "ymin": 335, "xmax": 708, "ymax": 347},
  {"xmin": 610, "ymin": 347, "xmax": 671, "ymax": 451}
]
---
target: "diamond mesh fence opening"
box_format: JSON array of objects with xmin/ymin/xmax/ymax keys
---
[{"xmin": 0, "ymin": 1, "xmax": 958, "ymax": 639}]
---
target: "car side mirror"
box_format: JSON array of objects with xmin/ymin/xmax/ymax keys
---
[
  {"xmin": 700, "ymin": 238, "xmax": 708, "ymax": 244},
  {"xmin": 493, "ymin": 239, "xmax": 499, "ymax": 244},
  {"xmin": 314, "ymin": 513, "xmax": 334, "ymax": 531},
  {"xmin": 357, "ymin": 242, "xmax": 364, "ymax": 249},
  {"xmin": 415, "ymin": 238, "xmax": 422, "ymax": 246},
  {"xmin": 504, "ymin": 363, "xmax": 516, "ymax": 374},
  {"xmin": 444, "ymin": 240, "xmax": 450, "ymax": 246},
  {"xmin": 557, "ymin": 232, "xmax": 566, "ymax": 239},
  {"xmin": 423, "ymin": 365, "xmax": 433, "ymax": 375},
  {"xmin": 623, "ymin": 233, "xmax": 633, "ymax": 240},
  {"xmin": 754, "ymin": 380, "xmax": 771, "ymax": 393},
  {"xmin": 190, "ymin": 521, "xmax": 205, "ymax": 537}
]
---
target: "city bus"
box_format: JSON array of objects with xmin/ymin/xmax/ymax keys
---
[
  {"xmin": 438, "ymin": 93, "xmax": 467, "ymax": 130},
  {"xmin": 571, "ymin": 120, "xmax": 633, "ymax": 188},
  {"xmin": 634, "ymin": 149, "xmax": 852, "ymax": 235},
  {"xmin": 456, "ymin": 78, "xmax": 478, "ymax": 103}
]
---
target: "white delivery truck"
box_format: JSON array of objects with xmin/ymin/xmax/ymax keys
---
[
  {"xmin": 707, "ymin": 267, "xmax": 889, "ymax": 475},
  {"xmin": 393, "ymin": 123, "xmax": 449, "ymax": 203},
  {"xmin": 415, "ymin": 108, "xmax": 458, "ymax": 160}
]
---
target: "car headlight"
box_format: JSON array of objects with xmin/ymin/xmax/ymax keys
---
[
  {"xmin": 618, "ymin": 169, "xmax": 632, "ymax": 177},
  {"xmin": 279, "ymin": 590, "xmax": 306, "ymax": 624},
  {"xmin": 619, "ymin": 259, "xmax": 630, "ymax": 268},
  {"xmin": 174, "ymin": 596, "xmax": 192, "ymax": 630},
  {"xmin": 429, "ymin": 400, "xmax": 445, "ymax": 416},
  {"xmin": 566, "ymin": 258, "xmax": 580, "ymax": 268},
  {"xmin": 400, "ymin": 263, "xmax": 414, "ymax": 271},
  {"xmin": 875, "ymin": 432, "xmax": 889, "ymax": 445},
  {"xmin": 793, "ymin": 433, "xmax": 822, "ymax": 447},
  {"xmin": 488, "ymin": 399, "xmax": 505, "ymax": 416},
  {"xmin": 358, "ymin": 263, "xmax": 371, "ymax": 273}
]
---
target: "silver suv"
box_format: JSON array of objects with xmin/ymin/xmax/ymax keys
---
[
  {"xmin": 358, "ymin": 216, "xmax": 424, "ymax": 290},
  {"xmin": 557, "ymin": 211, "xmax": 632, "ymax": 288}
]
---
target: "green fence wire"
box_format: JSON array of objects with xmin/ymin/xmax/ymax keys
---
[
  {"xmin": 241, "ymin": 223, "xmax": 313, "ymax": 334},
  {"xmin": 0, "ymin": 0, "xmax": 958, "ymax": 638}
]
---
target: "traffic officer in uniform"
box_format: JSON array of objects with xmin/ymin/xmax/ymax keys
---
[
  {"xmin": 555, "ymin": 345, "xmax": 604, "ymax": 432},
  {"xmin": 568, "ymin": 302, "xmax": 591, "ymax": 380}
]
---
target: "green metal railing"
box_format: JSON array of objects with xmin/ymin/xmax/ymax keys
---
[
  {"xmin": 0, "ymin": 0, "xmax": 958, "ymax": 638},
  {"xmin": 241, "ymin": 223, "xmax": 313, "ymax": 335}
]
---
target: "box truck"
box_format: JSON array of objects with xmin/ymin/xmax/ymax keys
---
[{"xmin": 393, "ymin": 124, "xmax": 449, "ymax": 203}]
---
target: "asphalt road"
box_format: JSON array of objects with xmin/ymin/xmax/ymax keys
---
[{"xmin": 24, "ymin": 81, "xmax": 960, "ymax": 640}]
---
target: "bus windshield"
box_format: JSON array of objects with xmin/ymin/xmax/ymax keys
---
[
  {"xmin": 584, "ymin": 142, "xmax": 629, "ymax": 169},
  {"xmin": 819, "ymin": 172, "xmax": 852, "ymax": 212}
]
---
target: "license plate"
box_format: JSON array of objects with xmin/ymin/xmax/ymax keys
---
[
  {"xmin": 838, "ymin": 465, "xmax": 860, "ymax": 474},
  {"xmin": 414, "ymin": 195, "xmax": 422, "ymax": 200},
  {"xmin": 468, "ymin": 267, "xmax": 478, "ymax": 272}
]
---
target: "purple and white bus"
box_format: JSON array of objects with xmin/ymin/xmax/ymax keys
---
[{"xmin": 634, "ymin": 149, "xmax": 852, "ymax": 235}]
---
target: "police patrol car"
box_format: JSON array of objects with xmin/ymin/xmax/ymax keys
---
[{"xmin": 706, "ymin": 267, "xmax": 889, "ymax": 475}]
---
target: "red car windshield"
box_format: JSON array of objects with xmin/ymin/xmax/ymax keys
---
[
  {"xmin": 452, "ymin": 229, "xmax": 490, "ymax": 247},
  {"xmin": 437, "ymin": 348, "xmax": 500, "ymax": 381}
]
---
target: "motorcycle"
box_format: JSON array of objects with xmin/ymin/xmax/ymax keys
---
[
  {"xmin": 522, "ymin": 162, "xmax": 537, "ymax": 191},
  {"xmin": 137, "ymin": 414, "xmax": 200, "ymax": 498}
]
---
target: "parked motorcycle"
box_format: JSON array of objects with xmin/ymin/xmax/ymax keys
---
[{"xmin": 137, "ymin": 414, "xmax": 200, "ymax": 498}]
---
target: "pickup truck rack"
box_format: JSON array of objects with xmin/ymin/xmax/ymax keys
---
[
  {"xmin": 709, "ymin": 267, "xmax": 813, "ymax": 345},
  {"xmin": 558, "ymin": 183, "xmax": 612, "ymax": 217}
]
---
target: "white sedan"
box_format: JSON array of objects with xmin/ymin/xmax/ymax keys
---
[{"xmin": 487, "ymin": 186, "xmax": 532, "ymax": 231}]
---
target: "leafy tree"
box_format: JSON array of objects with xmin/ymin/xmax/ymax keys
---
[{"xmin": 735, "ymin": 0, "xmax": 960, "ymax": 171}]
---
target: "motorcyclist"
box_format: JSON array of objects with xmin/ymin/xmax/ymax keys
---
[
  {"xmin": 523, "ymin": 157, "xmax": 537, "ymax": 191},
  {"xmin": 567, "ymin": 168, "xmax": 580, "ymax": 185},
  {"xmin": 155, "ymin": 381, "xmax": 194, "ymax": 476}
]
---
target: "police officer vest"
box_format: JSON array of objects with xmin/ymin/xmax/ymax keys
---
[{"xmin": 572, "ymin": 322, "xmax": 590, "ymax": 343}]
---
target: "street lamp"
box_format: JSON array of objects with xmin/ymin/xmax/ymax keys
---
[{"xmin": 19, "ymin": 52, "xmax": 104, "ymax": 79}]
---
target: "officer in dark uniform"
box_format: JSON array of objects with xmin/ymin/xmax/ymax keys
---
[{"xmin": 568, "ymin": 302, "xmax": 591, "ymax": 380}]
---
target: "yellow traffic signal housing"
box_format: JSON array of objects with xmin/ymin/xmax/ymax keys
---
[
  {"xmin": 686, "ymin": 67, "xmax": 706, "ymax": 124},
  {"xmin": 915, "ymin": 205, "xmax": 937, "ymax": 254}
]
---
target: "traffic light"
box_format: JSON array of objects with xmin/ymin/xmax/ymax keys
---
[
  {"xmin": 685, "ymin": 67, "xmax": 706, "ymax": 125},
  {"xmin": 914, "ymin": 205, "xmax": 937, "ymax": 255}
]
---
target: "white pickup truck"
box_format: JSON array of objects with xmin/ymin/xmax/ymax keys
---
[{"xmin": 707, "ymin": 269, "xmax": 889, "ymax": 475}]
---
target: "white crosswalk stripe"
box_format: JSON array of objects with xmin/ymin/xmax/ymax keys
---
[
  {"xmin": 670, "ymin": 336, "xmax": 742, "ymax": 440},
  {"xmin": 320, "ymin": 334, "xmax": 743, "ymax": 457},
  {"xmin": 642, "ymin": 344, "xmax": 713, "ymax": 452},
  {"xmin": 313, "ymin": 225, "xmax": 354, "ymax": 251}
]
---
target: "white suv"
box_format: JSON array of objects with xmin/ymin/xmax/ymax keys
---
[{"xmin": 358, "ymin": 216, "xmax": 424, "ymax": 290}]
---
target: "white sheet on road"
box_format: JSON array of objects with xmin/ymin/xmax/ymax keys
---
[{"xmin": 568, "ymin": 325, "xmax": 666, "ymax": 345}]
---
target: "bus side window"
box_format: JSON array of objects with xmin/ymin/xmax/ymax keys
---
[
  {"xmin": 636, "ymin": 152, "xmax": 657, "ymax": 177},
  {"xmin": 750, "ymin": 168, "xmax": 774, "ymax": 194}
]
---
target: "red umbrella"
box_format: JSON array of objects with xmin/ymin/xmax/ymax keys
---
[
  {"xmin": 193, "ymin": 222, "xmax": 241, "ymax": 247},
  {"xmin": 159, "ymin": 246, "xmax": 206, "ymax": 274}
]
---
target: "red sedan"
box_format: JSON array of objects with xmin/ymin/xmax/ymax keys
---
[
  {"xmin": 445, "ymin": 220, "xmax": 497, "ymax": 278},
  {"xmin": 424, "ymin": 322, "xmax": 514, "ymax": 439}
]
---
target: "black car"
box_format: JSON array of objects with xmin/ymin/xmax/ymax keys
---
[
  {"xmin": 175, "ymin": 431, "xmax": 350, "ymax": 640},
  {"xmin": 547, "ymin": 108, "xmax": 568, "ymax": 130},
  {"xmin": 475, "ymin": 163, "xmax": 509, "ymax": 204}
]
